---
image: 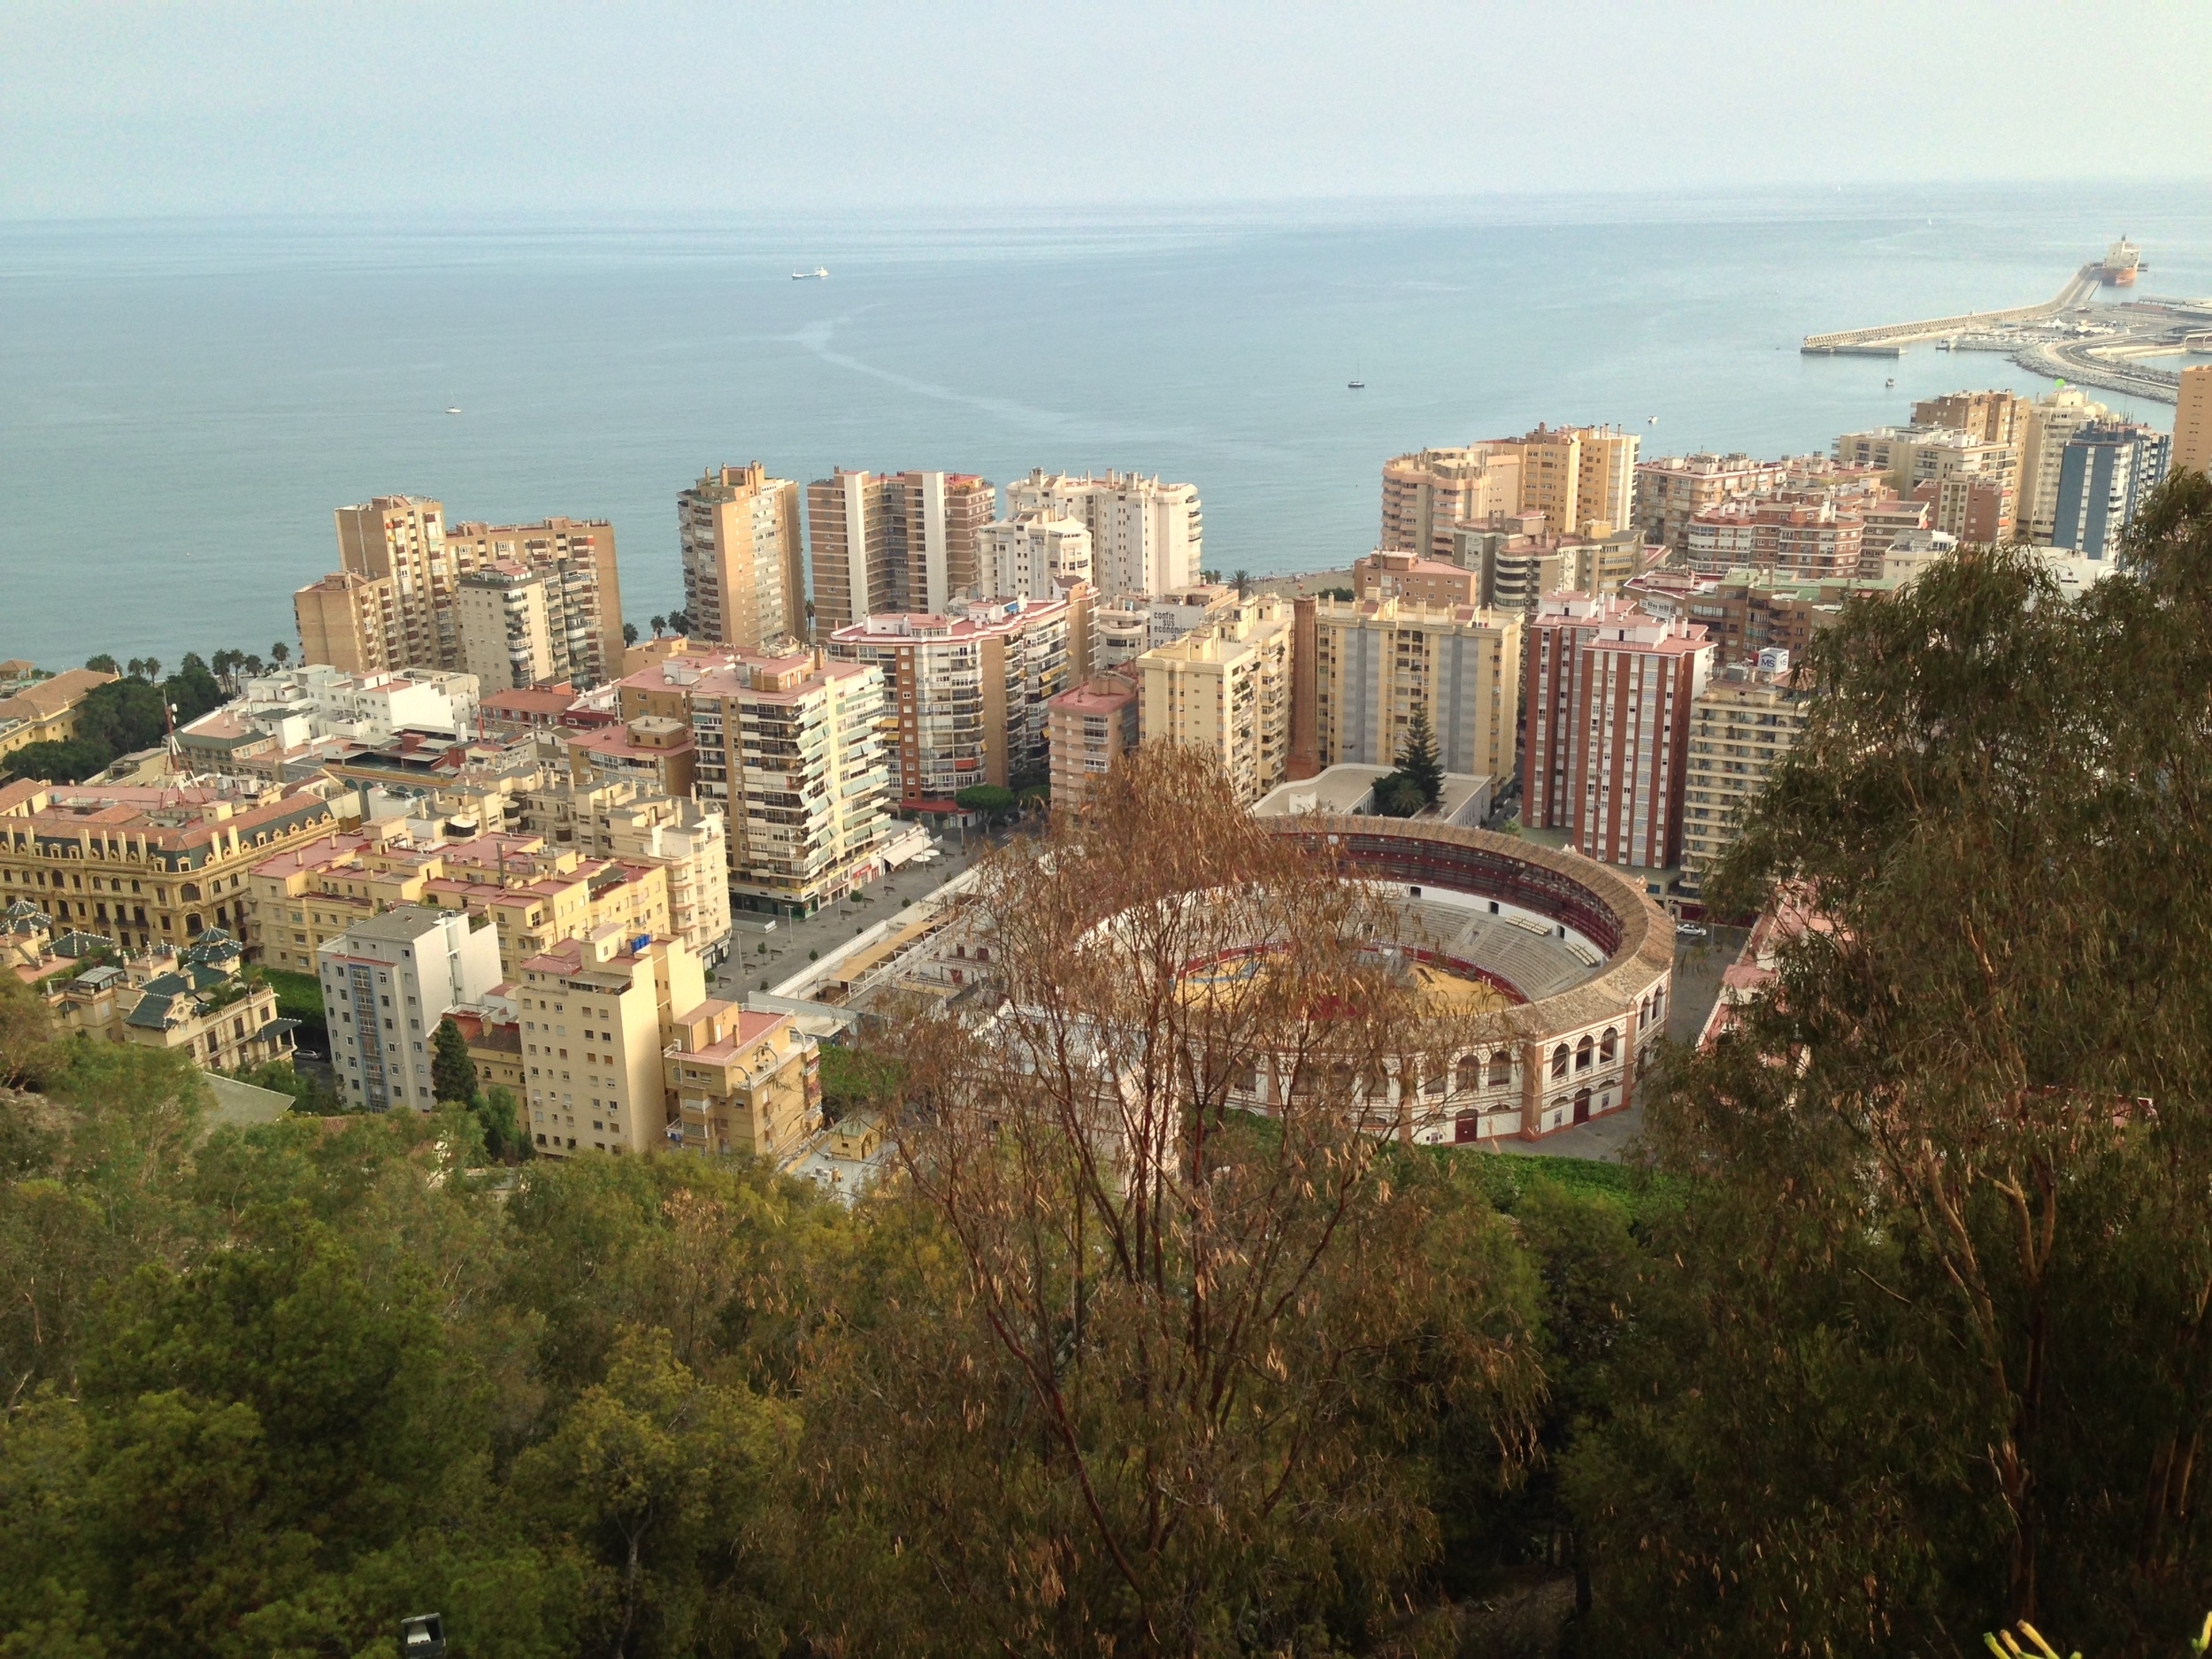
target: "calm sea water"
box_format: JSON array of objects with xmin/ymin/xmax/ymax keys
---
[{"xmin": 4, "ymin": 184, "xmax": 2209, "ymax": 669}]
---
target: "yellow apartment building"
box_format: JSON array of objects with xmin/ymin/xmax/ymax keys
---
[
  {"xmin": 663, "ymin": 999, "xmax": 820, "ymax": 1161},
  {"xmin": 515, "ymin": 929, "xmax": 708, "ymax": 1157}
]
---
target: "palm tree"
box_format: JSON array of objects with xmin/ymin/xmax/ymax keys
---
[
  {"xmin": 271, "ymin": 642, "xmax": 291, "ymax": 667},
  {"xmin": 142, "ymin": 657, "xmax": 162, "ymax": 683}
]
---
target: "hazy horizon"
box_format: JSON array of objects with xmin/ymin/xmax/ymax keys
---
[{"xmin": 6, "ymin": 2, "xmax": 2208, "ymax": 219}]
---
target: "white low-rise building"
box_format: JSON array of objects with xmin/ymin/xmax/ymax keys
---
[
  {"xmin": 241, "ymin": 664, "xmax": 480, "ymax": 744},
  {"xmin": 318, "ymin": 904, "xmax": 503, "ymax": 1112}
]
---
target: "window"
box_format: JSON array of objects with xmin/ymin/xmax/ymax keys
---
[
  {"xmin": 1455, "ymin": 1056, "xmax": 1481, "ymax": 1094},
  {"xmin": 1550, "ymin": 1044, "xmax": 1568, "ymax": 1081},
  {"xmin": 1600, "ymin": 1027, "xmax": 1617, "ymax": 1064},
  {"xmin": 1575, "ymin": 1035, "xmax": 1594, "ymax": 1071}
]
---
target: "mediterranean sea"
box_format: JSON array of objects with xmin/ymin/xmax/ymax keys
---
[{"xmin": 4, "ymin": 183, "xmax": 2209, "ymax": 669}]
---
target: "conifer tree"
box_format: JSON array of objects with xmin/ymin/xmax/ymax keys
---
[
  {"xmin": 1395, "ymin": 705, "xmax": 1443, "ymax": 804},
  {"xmin": 430, "ymin": 1016, "xmax": 479, "ymax": 1107}
]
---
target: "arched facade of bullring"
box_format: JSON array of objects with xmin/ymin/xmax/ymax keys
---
[{"xmin": 1241, "ymin": 818, "xmax": 1675, "ymax": 1144}]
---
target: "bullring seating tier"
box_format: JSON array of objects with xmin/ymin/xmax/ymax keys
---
[{"xmin": 1382, "ymin": 898, "xmax": 1601, "ymax": 1003}]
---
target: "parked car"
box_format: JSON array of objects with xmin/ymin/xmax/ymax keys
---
[{"xmin": 1675, "ymin": 922, "xmax": 1709, "ymax": 941}]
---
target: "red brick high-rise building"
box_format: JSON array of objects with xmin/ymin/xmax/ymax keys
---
[{"xmin": 1521, "ymin": 595, "xmax": 1714, "ymax": 872}]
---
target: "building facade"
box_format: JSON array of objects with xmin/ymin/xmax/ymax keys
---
[
  {"xmin": 679, "ymin": 463, "xmax": 806, "ymax": 650},
  {"xmin": 2177, "ymin": 365, "xmax": 2212, "ymax": 479},
  {"xmin": 663, "ymin": 999, "xmax": 820, "ymax": 1161},
  {"xmin": 318, "ymin": 904, "xmax": 504, "ymax": 1112},
  {"xmin": 829, "ymin": 598, "xmax": 1071, "ymax": 810},
  {"xmin": 810, "ymin": 469, "xmax": 998, "ymax": 628},
  {"xmin": 515, "ymin": 930, "xmax": 708, "ymax": 1158},
  {"xmin": 1310, "ymin": 596, "xmax": 1522, "ymax": 782},
  {"xmin": 334, "ymin": 495, "xmax": 457, "ymax": 668},
  {"xmin": 517, "ymin": 778, "xmax": 732, "ymax": 962},
  {"xmin": 1002, "ymin": 470, "xmax": 1202, "ymax": 597},
  {"xmin": 442, "ymin": 517, "xmax": 626, "ymax": 681},
  {"xmin": 2053, "ymin": 421, "xmax": 2174, "ymax": 561},
  {"xmin": 1133, "ymin": 595, "xmax": 1294, "ymax": 804},
  {"xmin": 454, "ymin": 563, "xmax": 557, "ymax": 691},
  {"xmin": 1632, "ymin": 453, "xmax": 1790, "ymax": 551},
  {"xmin": 1046, "ymin": 673, "xmax": 1140, "ymax": 810},
  {"xmin": 1, "ymin": 776, "xmax": 342, "ymax": 956},
  {"xmin": 984, "ymin": 514, "xmax": 1093, "ymax": 600},
  {"xmin": 622, "ymin": 649, "xmax": 889, "ymax": 916},
  {"xmin": 1680, "ymin": 657, "xmax": 1810, "ymax": 896},
  {"xmin": 1352, "ymin": 549, "xmax": 1479, "ymax": 608},
  {"xmin": 295, "ymin": 571, "xmax": 403, "ymax": 677},
  {"xmin": 1521, "ymin": 595, "xmax": 1714, "ymax": 872}
]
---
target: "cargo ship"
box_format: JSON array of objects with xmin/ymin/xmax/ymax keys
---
[{"xmin": 2098, "ymin": 238, "xmax": 2140, "ymax": 287}]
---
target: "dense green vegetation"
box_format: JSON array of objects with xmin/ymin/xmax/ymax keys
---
[
  {"xmin": 1, "ymin": 657, "xmax": 230, "ymax": 783},
  {"xmin": 4, "ymin": 479, "xmax": 2211, "ymax": 1655}
]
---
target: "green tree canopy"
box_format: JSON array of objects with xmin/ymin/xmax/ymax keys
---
[{"xmin": 431, "ymin": 1017, "xmax": 480, "ymax": 1108}]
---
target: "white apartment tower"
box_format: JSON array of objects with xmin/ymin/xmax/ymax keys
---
[
  {"xmin": 985, "ymin": 515, "xmax": 1093, "ymax": 600},
  {"xmin": 1004, "ymin": 469, "xmax": 1202, "ymax": 597},
  {"xmin": 319, "ymin": 905, "xmax": 503, "ymax": 1113}
]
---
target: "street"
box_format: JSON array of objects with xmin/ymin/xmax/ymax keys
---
[{"xmin": 712, "ymin": 822, "xmax": 1007, "ymax": 998}]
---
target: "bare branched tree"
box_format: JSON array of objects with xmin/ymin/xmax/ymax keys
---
[{"xmin": 854, "ymin": 745, "xmax": 1540, "ymax": 1654}]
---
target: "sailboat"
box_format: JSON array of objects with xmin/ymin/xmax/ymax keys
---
[{"xmin": 792, "ymin": 266, "xmax": 829, "ymax": 280}]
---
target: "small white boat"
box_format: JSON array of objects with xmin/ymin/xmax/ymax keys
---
[
  {"xmin": 792, "ymin": 267, "xmax": 829, "ymax": 280},
  {"xmin": 445, "ymin": 405, "xmax": 462, "ymax": 415},
  {"xmin": 1347, "ymin": 379, "xmax": 1364, "ymax": 389}
]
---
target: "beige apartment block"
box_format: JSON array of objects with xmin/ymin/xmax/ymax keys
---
[
  {"xmin": 1003, "ymin": 470, "xmax": 1202, "ymax": 597},
  {"xmin": 1515, "ymin": 424, "xmax": 1640, "ymax": 538},
  {"xmin": 516, "ymin": 929, "xmax": 707, "ymax": 1158},
  {"xmin": 1912, "ymin": 389, "xmax": 2032, "ymax": 450},
  {"xmin": 1354, "ymin": 549, "xmax": 1479, "ymax": 608},
  {"xmin": 443, "ymin": 517, "xmax": 625, "ymax": 680},
  {"xmin": 621, "ymin": 649, "xmax": 889, "ymax": 918},
  {"xmin": 1455, "ymin": 518, "xmax": 1647, "ymax": 613},
  {"xmin": 1681, "ymin": 661, "xmax": 1811, "ymax": 895},
  {"xmin": 2017, "ymin": 389, "xmax": 2114, "ymax": 543},
  {"xmin": 1631, "ymin": 453, "xmax": 1789, "ymax": 551},
  {"xmin": 2174, "ymin": 365, "xmax": 2212, "ymax": 479},
  {"xmin": 1046, "ymin": 672, "xmax": 1140, "ymax": 811},
  {"xmin": 296, "ymin": 571, "xmax": 404, "ymax": 676},
  {"xmin": 985, "ymin": 515, "xmax": 1093, "ymax": 600},
  {"xmin": 1134, "ymin": 595, "xmax": 1294, "ymax": 804},
  {"xmin": 679, "ymin": 463, "xmax": 805, "ymax": 650},
  {"xmin": 335, "ymin": 495, "xmax": 464, "ymax": 667},
  {"xmin": 517, "ymin": 778, "xmax": 732, "ymax": 962},
  {"xmin": 829, "ymin": 597, "xmax": 1071, "ymax": 810},
  {"xmin": 247, "ymin": 826, "xmax": 671, "ymax": 980},
  {"xmin": 663, "ymin": 1000, "xmax": 820, "ymax": 1161},
  {"xmin": 455, "ymin": 563, "xmax": 557, "ymax": 691},
  {"xmin": 1310, "ymin": 596, "xmax": 1522, "ymax": 783},
  {"xmin": 1833, "ymin": 426, "xmax": 2018, "ymax": 539},
  {"xmin": 1380, "ymin": 444, "xmax": 1525, "ymax": 558}
]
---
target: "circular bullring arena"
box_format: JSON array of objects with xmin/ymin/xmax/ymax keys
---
[{"xmin": 1248, "ymin": 818, "xmax": 1676, "ymax": 1144}]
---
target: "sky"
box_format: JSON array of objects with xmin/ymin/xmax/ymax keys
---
[{"xmin": 3, "ymin": 1, "xmax": 2209, "ymax": 218}]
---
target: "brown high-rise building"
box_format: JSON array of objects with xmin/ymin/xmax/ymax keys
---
[
  {"xmin": 334, "ymin": 495, "xmax": 460, "ymax": 667},
  {"xmin": 810, "ymin": 469, "xmax": 996, "ymax": 631},
  {"xmin": 679, "ymin": 463, "xmax": 805, "ymax": 651},
  {"xmin": 443, "ymin": 517, "xmax": 625, "ymax": 682},
  {"xmin": 2176, "ymin": 365, "xmax": 2212, "ymax": 480},
  {"xmin": 1522, "ymin": 595, "xmax": 1713, "ymax": 872},
  {"xmin": 1380, "ymin": 425, "xmax": 1639, "ymax": 560},
  {"xmin": 1912, "ymin": 389, "xmax": 2032, "ymax": 450},
  {"xmin": 295, "ymin": 571, "xmax": 403, "ymax": 675}
]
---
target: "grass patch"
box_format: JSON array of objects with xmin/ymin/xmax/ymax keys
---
[{"xmin": 250, "ymin": 966, "xmax": 324, "ymax": 1019}]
